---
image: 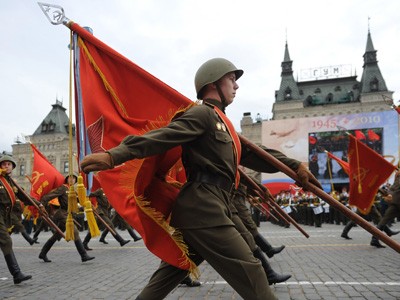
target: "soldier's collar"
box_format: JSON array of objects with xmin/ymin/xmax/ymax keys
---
[{"xmin": 203, "ymin": 98, "xmax": 226, "ymax": 113}]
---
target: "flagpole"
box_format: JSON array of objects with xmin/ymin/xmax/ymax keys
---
[{"xmin": 239, "ymin": 134, "xmax": 400, "ymax": 254}]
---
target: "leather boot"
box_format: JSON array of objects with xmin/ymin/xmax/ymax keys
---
[
  {"xmin": 83, "ymin": 232, "xmax": 92, "ymax": 251},
  {"xmin": 99, "ymin": 229, "xmax": 109, "ymax": 244},
  {"xmin": 75, "ymin": 240, "xmax": 95, "ymax": 262},
  {"xmin": 4, "ymin": 251, "xmax": 32, "ymax": 284},
  {"xmin": 254, "ymin": 233, "xmax": 285, "ymax": 258},
  {"xmin": 21, "ymin": 230, "xmax": 39, "ymax": 245},
  {"xmin": 341, "ymin": 221, "xmax": 355, "ymax": 240},
  {"xmin": 180, "ymin": 276, "xmax": 201, "ymax": 287},
  {"xmin": 370, "ymin": 236, "xmax": 386, "ymax": 248},
  {"xmin": 39, "ymin": 234, "xmax": 58, "ymax": 262},
  {"xmin": 128, "ymin": 228, "xmax": 142, "ymax": 242},
  {"xmin": 383, "ymin": 225, "xmax": 400, "ymax": 237},
  {"xmin": 114, "ymin": 232, "xmax": 130, "ymax": 247},
  {"xmin": 253, "ymin": 247, "xmax": 291, "ymax": 285}
]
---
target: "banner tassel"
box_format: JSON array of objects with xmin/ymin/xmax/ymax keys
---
[{"xmin": 77, "ymin": 174, "xmax": 100, "ymax": 237}]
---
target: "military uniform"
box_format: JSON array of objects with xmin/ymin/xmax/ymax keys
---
[
  {"xmin": 39, "ymin": 181, "xmax": 94, "ymax": 262},
  {"xmin": 104, "ymin": 98, "xmax": 301, "ymax": 300},
  {"xmin": 371, "ymin": 173, "xmax": 400, "ymax": 247},
  {"xmin": 1, "ymin": 156, "xmax": 37, "ymax": 284},
  {"xmin": 83, "ymin": 188, "xmax": 131, "ymax": 249},
  {"xmin": 9, "ymin": 200, "xmax": 38, "ymax": 245}
]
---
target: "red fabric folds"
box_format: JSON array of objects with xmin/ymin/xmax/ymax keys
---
[
  {"xmin": 348, "ymin": 135, "xmax": 396, "ymax": 214},
  {"xmin": 70, "ymin": 22, "xmax": 196, "ymax": 271},
  {"xmin": 27, "ymin": 143, "xmax": 64, "ymax": 200}
]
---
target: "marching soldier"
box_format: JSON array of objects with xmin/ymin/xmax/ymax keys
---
[
  {"xmin": 370, "ymin": 170, "xmax": 400, "ymax": 248},
  {"xmin": 0, "ymin": 155, "xmax": 45, "ymax": 284},
  {"xmin": 82, "ymin": 188, "xmax": 130, "ymax": 250},
  {"xmin": 99, "ymin": 210, "xmax": 142, "ymax": 244},
  {"xmin": 38, "ymin": 174, "xmax": 94, "ymax": 263},
  {"xmin": 81, "ymin": 57, "xmax": 320, "ymax": 299}
]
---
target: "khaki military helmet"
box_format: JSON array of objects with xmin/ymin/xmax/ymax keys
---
[
  {"xmin": 195, "ymin": 58, "xmax": 243, "ymax": 99},
  {"xmin": 0, "ymin": 155, "xmax": 16, "ymax": 169}
]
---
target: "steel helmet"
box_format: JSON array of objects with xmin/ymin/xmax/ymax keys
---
[
  {"xmin": 0, "ymin": 155, "xmax": 16, "ymax": 169},
  {"xmin": 195, "ymin": 58, "xmax": 243, "ymax": 99}
]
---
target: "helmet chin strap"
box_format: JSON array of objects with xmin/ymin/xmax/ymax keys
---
[{"xmin": 216, "ymin": 84, "xmax": 227, "ymax": 110}]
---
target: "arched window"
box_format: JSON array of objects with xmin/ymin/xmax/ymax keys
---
[{"xmin": 326, "ymin": 93, "xmax": 333, "ymax": 102}]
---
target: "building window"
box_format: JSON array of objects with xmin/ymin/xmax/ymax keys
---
[
  {"xmin": 48, "ymin": 121, "xmax": 55, "ymax": 132},
  {"xmin": 19, "ymin": 164, "xmax": 25, "ymax": 176},
  {"xmin": 370, "ymin": 78, "xmax": 379, "ymax": 92},
  {"xmin": 63, "ymin": 161, "xmax": 69, "ymax": 173},
  {"xmin": 314, "ymin": 88, "xmax": 321, "ymax": 94},
  {"xmin": 41, "ymin": 122, "xmax": 48, "ymax": 132},
  {"xmin": 284, "ymin": 87, "xmax": 292, "ymax": 100},
  {"xmin": 334, "ymin": 86, "xmax": 341, "ymax": 92},
  {"xmin": 326, "ymin": 93, "xmax": 333, "ymax": 102}
]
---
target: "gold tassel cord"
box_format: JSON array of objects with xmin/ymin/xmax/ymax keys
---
[
  {"xmin": 355, "ymin": 137, "xmax": 362, "ymax": 194},
  {"xmin": 77, "ymin": 174, "xmax": 100, "ymax": 237},
  {"xmin": 76, "ymin": 174, "xmax": 87, "ymax": 207},
  {"xmin": 84, "ymin": 197, "xmax": 100, "ymax": 237},
  {"xmin": 65, "ymin": 213, "xmax": 75, "ymax": 241}
]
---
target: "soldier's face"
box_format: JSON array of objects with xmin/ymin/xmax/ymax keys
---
[
  {"xmin": 217, "ymin": 72, "xmax": 239, "ymax": 106},
  {"xmin": 0, "ymin": 161, "xmax": 14, "ymax": 174}
]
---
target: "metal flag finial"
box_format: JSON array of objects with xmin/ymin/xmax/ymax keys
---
[{"xmin": 38, "ymin": 2, "xmax": 70, "ymax": 25}]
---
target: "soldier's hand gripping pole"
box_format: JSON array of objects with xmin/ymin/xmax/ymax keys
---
[
  {"xmin": 9, "ymin": 177, "xmax": 65, "ymax": 239},
  {"xmin": 239, "ymin": 169, "xmax": 309, "ymax": 238},
  {"xmin": 239, "ymin": 134, "xmax": 400, "ymax": 253}
]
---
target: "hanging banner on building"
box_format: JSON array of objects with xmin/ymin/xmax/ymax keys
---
[{"xmin": 261, "ymin": 110, "xmax": 399, "ymax": 193}]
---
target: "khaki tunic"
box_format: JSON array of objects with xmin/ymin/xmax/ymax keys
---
[{"xmin": 108, "ymin": 99, "xmax": 299, "ymax": 300}]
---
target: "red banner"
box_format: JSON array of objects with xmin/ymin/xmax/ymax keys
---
[
  {"xmin": 326, "ymin": 151, "xmax": 350, "ymax": 175},
  {"xmin": 27, "ymin": 143, "xmax": 64, "ymax": 200},
  {"xmin": 348, "ymin": 135, "xmax": 396, "ymax": 214},
  {"xmin": 71, "ymin": 23, "xmax": 196, "ymax": 272}
]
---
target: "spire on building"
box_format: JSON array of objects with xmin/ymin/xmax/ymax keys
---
[
  {"xmin": 276, "ymin": 40, "xmax": 300, "ymax": 102},
  {"xmin": 360, "ymin": 28, "xmax": 388, "ymax": 93}
]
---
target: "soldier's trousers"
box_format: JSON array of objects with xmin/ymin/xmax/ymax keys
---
[
  {"xmin": 137, "ymin": 225, "xmax": 277, "ymax": 300},
  {"xmin": 0, "ymin": 209, "xmax": 12, "ymax": 255}
]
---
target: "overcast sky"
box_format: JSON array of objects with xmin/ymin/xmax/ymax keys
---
[{"xmin": 1, "ymin": 0, "xmax": 399, "ymax": 153}]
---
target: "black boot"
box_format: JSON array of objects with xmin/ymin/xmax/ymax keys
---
[
  {"xmin": 254, "ymin": 233, "xmax": 285, "ymax": 258},
  {"xmin": 5, "ymin": 252, "xmax": 32, "ymax": 284},
  {"xmin": 370, "ymin": 236, "xmax": 386, "ymax": 248},
  {"xmin": 99, "ymin": 229, "xmax": 109, "ymax": 244},
  {"xmin": 21, "ymin": 230, "xmax": 38, "ymax": 245},
  {"xmin": 75, "ymin": 240, "xmax": 95, "ymax": 262},
  {"xmin": 83, "ymin": 232, "xmax": 92, "ymax": 251},
  {"xmin": 341, "ymin": 221, "xmax": 355, "ymax": 240},
  {"xmin": 114, "ymin": 233, "xmax": 130, "ymax": 247},
  {"xmin": 383, "ymin": 225, "xmax": 400, "ymax": 237},
  {"xmin": 180, "ymin": 276, "xmax": 201, "ymax": 287},
  {"xmin": 39, "ymin": 234, "xmax": 58, "ymax": 262},
  {"xmin": 253, "ymin": 247, "xmax": 291, "ymax": 285},
  {"xmin": 128, "ymin": 228, "xmax": 142, "ymax": 242}
]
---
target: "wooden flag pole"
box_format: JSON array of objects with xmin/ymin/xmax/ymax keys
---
[{"xmin": 239, "ymin": 134, "xmax": 400, "ymax": 253}]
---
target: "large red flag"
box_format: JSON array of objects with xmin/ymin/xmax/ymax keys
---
[
  {"xmin": 71, "ymin": 23, "xmax": 196, "ymax": 273},
  {"xmin": 27, "ymin": 143, "xmax": 65, "ymax": 200},
  {"xmin": 348, "ymin": 135, "xmax": 396, "ymax": 214},
  {"xmin": 326, "ymin": 151, "xmax": 350, "ymax": 175}
]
